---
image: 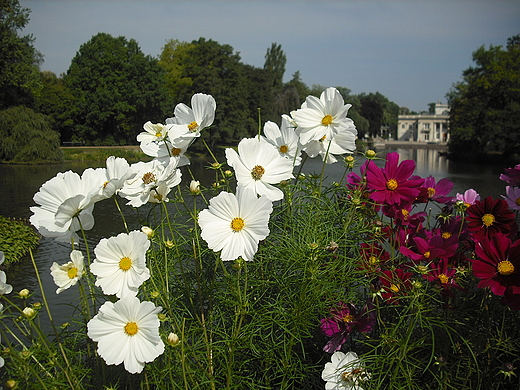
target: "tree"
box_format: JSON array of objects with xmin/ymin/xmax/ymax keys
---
[
  {"xmin": 64, "ymin": 33, "xmax": 169, "ymax": 145},
  {"xmin": 358, "ymin": 92, "xmax": 399, "ymax": 139},
  {"xmin": 0, "ymin": 0, "xmax": 43, "ymax": 109},
  {"xmin": 448, "ymin": 35, "xmax": 520, "ymax": 163},
  {"xmin": 263, "ymin": 42, "xmax": 286, "ymax": 89},
  {"xmin": 0, "ymin": 106, "xmax": 62, "ymax": 163}
]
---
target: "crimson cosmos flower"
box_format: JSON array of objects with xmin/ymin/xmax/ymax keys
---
[
  {"xmin": 320, "ymin": 301, "xmax": 375, "ymax": 353},
  {"xmin": 472, "ymin": 233, "xmax": 520, "ymax": 296},
  {"xmin": 365, "ymin": 152, "xmax": 424, "ymax": 205},
  {"xmin": 380, "ymin": 268, "xmax": 413, "ymax": 304},
  {"xmin": 466, "ymin": 197, "xmax": 516, "ymax": 241}
]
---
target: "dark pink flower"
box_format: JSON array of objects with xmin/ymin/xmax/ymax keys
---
[
  {"xmin": 423, "ymin": 258, "xmax": 462, "ymax": 296},
  {"xmin": 320, "ymin": 301, "xmax": 375, "ymax": 353},
  {"xmin": 365, "ymin": 152, "xmax": 424, "ymax": 205},
  {"xmin": 380, "ymin": 268, "xmax": 413, "ymax": 304},
  {"xmin": 419, "ymin": 176, "xmax": 454, "ymax": 204},
  {"xmin": 400, "ymin": 235, "xmax": 458, "ymax": 264},
  {"xmin": 500, "ymin": 164, "xmax": 520, "ymax": 186},
  {"xmin": 472, "ymin": 233, "xmax": 520, "ymax": 296},
  {"xmin": 383, "ymin": 202, "xmax": 426, "ymax": 228},
  {"xmin": 466, "ymin": 197, "xmax": 516, "ymax": 241}
]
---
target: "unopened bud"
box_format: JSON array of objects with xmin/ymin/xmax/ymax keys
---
[
  {"xmin": 189, "ymin": 180, "xmax": 201, "ymax": 195},
  {"xmin": 167, "ymin": 332, "xmax": 180, "ymax": 346},
  {"xmin": 141, "ymin": 226, "xmax": 154, "ymax": 238},
  {"xmin": 18, "ymin": 288, "xmax": 30, "ymax": 298},
  {"xmin": 22, "ymin": 307, "xmax": 36, "ymax": 319}
]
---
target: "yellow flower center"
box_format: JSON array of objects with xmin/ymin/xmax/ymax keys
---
[
  {"xmin": 401, "ymin": 209, "xmax": 409, "ymax": 219},
  {"xmin": 481, "ymin": 213, "xmax": 495, "ymax": 227},
  {"xmin": 251, "ymin": 165, "xmax": 265, "ymax": 180},
  {"xmin": 441, "ymin": 232, "xmax": 452, "ymax": 239},
  {"xmin": 230, "ymin": 217, "xmax": 245, "ymax": 232},
  {"xmin": 171, "ymin": 147, "xmax": 181, "ymax": 156},
  {"xmin": 321, "ymin": 114, "xmax": 333, "ymax": 126},
  {"xmin": 341, "ymin": 368, "xmax": 364, "ymax": 383},
  {"xmin": 142, "ymin": 172, "xmax": 156, "ymax": 184},
  {"xmin": 103, "ymin": 180, "xmax": 109, "ymax": 189},
  {"xmin": 319, "ymin": 135, "xmax": 327, "ymax": 142},
  {"xmin": 389, "ymin": 283, "xmax": 400, "ymax": 293},
  {"xmin": 67, "ymin": 267, "xmax": 78, "ymax": 279},
  {"xmin": 124, "ymin": 322, "xmax": 139, "ymax": 336},
  {"xmin": 427, "ymin": 187, "xmax": 436, "ymax": 198},
  {"xmin": 369, "ymin": 255, "xmax": 378, "ymax": 265},
  {"xmin": 119, "ymin": 257, "xmax": 132, "ymax": 271},
  {"xmin": 497, "ymin": 260, "xmax": 514, "ymax": 276},
  {"xmin": 188, "ymin": 121, "xmax": 199, "ymax": 132},
  {"xmin": 463, "ymin": 202, "xmax": 471, "ymax": 209},
  {"xmin": 343, "ymin": 314, "xmax": 355, "ymax": 323},
  {"xmin": 438, "ymin": 273, "xmax": 449, "ymax": 284},
  {"xmin": 386, "ymin": 179, "xmax": 398, "ymax": 191},
  {"xmin": 279, "ymin": 145, "xmax": 289, "ymax": 153},
  {"xmin": 156, "ymin": 131, "xmax": 162, "ymax": 138},
  {"xmin": 423, "ymin": 251, "xmax": 431, "ymax": 259},
  {"xmin": 516, "ymin": 197, "xmax": 520, "ymax": 206}
]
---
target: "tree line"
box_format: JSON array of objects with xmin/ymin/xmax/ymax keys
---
[{"xmin": 0, "ymin": 0, "xmax": 400, "ymax": 162}]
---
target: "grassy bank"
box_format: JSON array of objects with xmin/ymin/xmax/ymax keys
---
[
  {"xmin": 61, "ymin": 146, "xmax": 150, "ymax": 162},
  {"xmin": 0, "ymin": 215, "xmax": 40, "ymax": 265}
]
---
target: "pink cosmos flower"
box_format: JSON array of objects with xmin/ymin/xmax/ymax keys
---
[
  {"xmin": 320, "ymin": 301, "xmax": 375, "ymax": 353},
  {"xmin": 502, "ymin": 186, "xmax": 520, "ymax": 211},
  {"xmin": 423, "ymin": 257, "xmax": 462, "ymax": 296},
  {"xmin": 499, "ymin": 164, "xmax": 520, "ymax": 186},
  {"xmin": 418, "ymin": 176, "xmax": 454, "ymax": 204},
  {"xmin": 472, "ymin": 233, "xmax": 520, "ymax": 296},
  {"xmin": 455, "ymin": 189, "xmax": 480, "ymax": 208},
  {"xmin": 400, "ymin": 235, "xmax": 458, "ymax": 264},
  {"xmin": 365, "ymin": 152, "xmax": 424, "ymax": 205},
  {"xmin": 380, "ymin": 268, "xmax": 413, "ymax": 304}
]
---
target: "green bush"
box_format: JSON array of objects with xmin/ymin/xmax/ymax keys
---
[
  {"xmin": 0, "ymin": 106, "xmax": 63, "ymax": 163},
  {"xmin": 0, "ymin": 215, "xmax": 40, "ymax": 264}
]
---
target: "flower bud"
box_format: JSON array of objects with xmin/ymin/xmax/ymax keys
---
[
  {"xmin": 224, "ymin": 170, "xmax": 233, "ymax": 177},
  {"xmin": 5, "ymin": 379, "xmax": 17, "ymax": 389},
  {"xmin": 189, "ymin": 180, "xmax": 201, "ymax": 195},
  {"xmin": 18, "ymin": 288, "xmax": 30, "ymax": 299},
  {"xmin": 141, "ymin": 226, "xmax": 154, "ymax": 238},
  {"xmin": 366, "ymin": 150, "xmax": 376, "ymax": 159},
  {"xmin": 22, "ymin": 307, "xmax": 36, "ymax": 319},
  {"xmin": 167, "ymin": 332, "xmax": 180, "ymax": 347}
]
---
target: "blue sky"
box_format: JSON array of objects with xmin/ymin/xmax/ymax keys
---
[{"xmin": 22, "ymin": 0, "xmax": 520, "ymax": 112}]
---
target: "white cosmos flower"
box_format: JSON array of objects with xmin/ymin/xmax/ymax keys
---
[
  {"xmin": 322, "ymin": 351, "xmax": 370, "ymax": 390},
  {"xmin": 198, "ymin": 186, "xmax": 273, "ymax": 261},
  {"xmin": 87, "ymin": 296, "xmax": 164, "ymax": 374},
  {"xmin": 137, "ymin": 121, "xmax": 172, "ymax": 145},
  {"xmin": 0, "ymin": 251, "xmax": 12, "ymax": 295},
  {"xmin": 301, "ymin": 124, "xmax": 357, "ymax": 164},
  {"xmin": 262, "ymin": 116, "xmax": 302, "ymax": 166},
  {"xmin": 225, "ymin": 137, "xmax": 294, "ymax": 201},
  {"xmin": 119, "ymin": 157, "xmax": 182, "ymax": 207},
  {"xmin": 166, "ymin": 93, "xmax": 216, "ymax": 138},
  {"xmin": 292, "ymin": 87, "xmax": 355, "ymax": 146},
  {"xmin": 50, "ymin": 250, "xmax": 84, "ymax": 294},
  {"xmin": 90, "ymin": 231, "xmax": 151, "ymax": 298},
  {"xmin": 30, "ymin": 171, "xmax": 95, "ymax": 243},
  {"xmin": 140, "ymin": 125, "xmax": 192, "ymax": 167},
  {"xmin": 82, "ymin": 156, "xmax": 135, "ymax": 203}
]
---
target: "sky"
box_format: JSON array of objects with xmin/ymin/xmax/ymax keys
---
[{"xmin": 21, "ymin": 0, "xmax": 520, "ymax": 113}]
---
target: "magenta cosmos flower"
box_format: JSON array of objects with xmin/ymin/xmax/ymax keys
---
[
  {"xmin": 320, "ymin": 301, "xmax": 375, "ymax": 353},
  {"xmin": 380, "ymin": 268, "xmax": 413, "ymax": 304},
  {"xmin": 418, "ymin": 176, "xmax": 454, "ymax": 204},
  {"xmin": 365, "ymin": 152, "xmax": 424, "ymax": 205},
  {"xmin": 466, "ymin": 197, "xmax": 516, "ymax": 241},
  {"xmin": 500, "ymin": 164, "xmax": 520, "ymax": 186},
  {"xmin": 472, "ymin": 233, "xmax": 520, "ymax": 296}
]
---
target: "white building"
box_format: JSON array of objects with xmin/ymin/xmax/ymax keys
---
[{"xmin": 397, "ymin": 102, "xmax": 449, "ymax": 143}]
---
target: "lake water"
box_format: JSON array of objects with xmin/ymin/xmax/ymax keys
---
[{"xmin": 0, "ymin": 146, "xmax": 508, "ymax": 323}]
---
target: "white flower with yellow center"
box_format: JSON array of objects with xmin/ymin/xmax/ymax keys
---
[
  {"xmin": 90, "ymin": 231, "xmax": 151, "ymax": 298},
  {"xmin": 50, "ymin": 250, "xmax": 84, "ymax": 294},
  {"xmin": 262, "ymin": 115, "xmax": 302, "ymax": 166},
  {"xmin": 119, "ymin": 157, "xmax": 182, "ymax": 207},
  {"xmin": 322, "ymin": 351, "xmax": 370, "ymax": 390},
  {"xmin": 82, "ymin": 156, "xmax": 135, "ymax": 203},
  {"xmin": 225, "ymin": 137, "xmax": 294, "ymax": 201},
  {"xmin": 0, "ymin": 251, "xmax": 12, "ymax": 295},
  {"xmin": 198, "ymin": 186, "xmax": 273, "ymax": 261},
  {"xmin": 140, "ymin": 124, "xmax": 192, "ymax": 167},
  {"xmin": 301, "ymin": 124, "xmax": 357, "ymax": 164},
  {"xmin": 166, "ymin": 93, "xmax": 216, "ymax": 139},
  {"xmin": 292, "ymin": 87, "xmax": 355, "ymax": 146},
  {"xmin": 87, "ymin": 296, "xmax": 164, "ymax": 374},
  {"xmin": 137, "ymin": 121, "xmax": 172, "ymax": 145},
  {"xmin": 30, "ymin": 170, "xmax": 96, "ymax": 243}
]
